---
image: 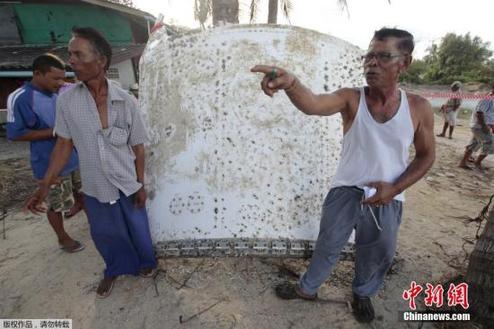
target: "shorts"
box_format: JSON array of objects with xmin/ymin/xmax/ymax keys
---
[
  {"xmin": 46, "ymin": 170, "xmax": 82, "ymax": 212},
  {"xmin": 443, "ymin": 110, "xmax": 458, "ymax": 126},
  {"xmin": 466, "ymin": 128, "xmax": 494, "ymax": 155}
]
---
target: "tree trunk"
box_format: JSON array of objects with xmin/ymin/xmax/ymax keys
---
[
  {"xmin": 212, "ymin": 0, "xmax": 239, "ymax": 26},
  {"xmin": 465, "ymin": 205, "xmax": 494, "ymax": 327},
  {"xmin": 267, "ymin": 0, "xmax": 278, "ymax": 24}
]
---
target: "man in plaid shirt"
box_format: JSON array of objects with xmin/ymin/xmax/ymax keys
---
[{"xmin": 25, "ymin": 27, "xmax": 157, "ymax": 298}]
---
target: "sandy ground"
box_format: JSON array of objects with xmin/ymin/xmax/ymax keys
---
[{"xmin": 0, "ymin": 115, "xmax": 493, "ymax": 329}]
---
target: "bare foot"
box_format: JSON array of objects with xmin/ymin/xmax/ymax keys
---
[
  {"xmin": 97, "ymin": 276, "xmax": 117, "ymax": 298},
  {"xmin": 458, "ymin": 163, "xmax": 473, "ymax": 170}
]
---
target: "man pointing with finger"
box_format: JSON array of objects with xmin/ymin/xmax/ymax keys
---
[{"xmin": 252, "ymin": 28, "xmax": 435, "ymax": 323}]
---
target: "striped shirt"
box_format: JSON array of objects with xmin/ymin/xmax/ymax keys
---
[
  {"xmin": 470, "ymin": 97, "xmax": 494, "ymax": 128},
  {"xmin": 54, "ymin": 80, "xmax": 149, "ymax": 203}
]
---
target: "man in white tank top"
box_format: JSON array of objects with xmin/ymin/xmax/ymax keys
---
[{"xmin": 252, "ymin": 28, "xmax": 435, "ymax": 323}]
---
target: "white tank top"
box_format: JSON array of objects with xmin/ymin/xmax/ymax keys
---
[{"xmin": 330, "ymin": 87, "xmax": 414, "ymax": 202}]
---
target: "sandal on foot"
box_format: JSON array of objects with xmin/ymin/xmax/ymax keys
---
[
  {"xmin": 275, "ymin": 282, "xmax": 317, "ymax": 301},
  {"xmin": 139, "ymin": 267, "xmax": 157, "ymax": 278},
  {"xmin": 351, "ymin": 293, "xmax": 375, "ymax": 323},
  {"xmin": 96, "ymin": 277, "xmax": 116, "ymax": 299},
  {"xmin": 60, "ymin": 240, "xmax": 85, "ymax": 253}
]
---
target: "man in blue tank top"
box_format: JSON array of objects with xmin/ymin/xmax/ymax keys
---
[
  {"xmin": 252, "ymin": 28, "xmax": 435, "ymax": 323},
  {"xmin": 7, "ymin": 54, "xmax": 84, "ymax": 253}
]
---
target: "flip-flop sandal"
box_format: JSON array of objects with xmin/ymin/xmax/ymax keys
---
[
  {"xmin": 96, "ymin": 278, "xmax": 116, "ymax": 299},
  {"xmin": 139, "ymin": 268, "xmax": 157, "ymax": 278},
  {"xmin": 275, "ymin": 282, "xmax": 317, "ymax": 301},
  {"xmin": 60, "ymin": 240, "xmax": 85, "ymax": 253}
]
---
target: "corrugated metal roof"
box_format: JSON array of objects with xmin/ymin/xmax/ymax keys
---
[{"xmin": 0, "ymin": 44, "xmax": 146, "ymax": 70}]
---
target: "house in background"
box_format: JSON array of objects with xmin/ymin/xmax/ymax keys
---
[{"xmin": 0, "ymin": 0, "xmax": 160, "ymax": 123}]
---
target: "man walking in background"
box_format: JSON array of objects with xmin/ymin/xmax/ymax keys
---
[
  {"xmin": 459, "ymin": 84, "xmax": 494, "ymax": 170},
  {"xmin": 437, "ymin": 81, "xmax": 462, "ymax": 139}
]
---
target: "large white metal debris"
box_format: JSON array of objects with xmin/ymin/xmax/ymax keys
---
[{"xmin": 139, "ymin": 25, "xmax": 363, "ymax": 257}]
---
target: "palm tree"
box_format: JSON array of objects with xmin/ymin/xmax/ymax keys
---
[
  {"xmin": 249, "ymin": 0, "xmax": 293, "ymax": 24},
  {"xmin": 193, "ymin": 0, "xmax": 351, "ymax": 27},
  {"xmin": 194, "ymin": 0, "xmax": 294, "ymax": 27},
  {"xmin": 194, "ymin": 0, "xmax": 239, "ymax": 28}
]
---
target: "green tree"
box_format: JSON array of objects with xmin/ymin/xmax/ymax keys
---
[
  {"xmin": 421, "ymin": 33, "xmax": 492, "ymax": 84},
  {"xmin": 400, "ymin": 59, "xmax": 427, "ymax": 84}
]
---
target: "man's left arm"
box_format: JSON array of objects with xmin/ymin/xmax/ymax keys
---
[
  {"xmin": 364, "ymin": 97, "xmax": 435, "ymax": 205},
  {"xmin": 128, "ymin": 96, "xmax": 149, "ymax": 208},
  {"xmin": 131, "ymin": 143, "xmax": 146, "ymax": 208}
]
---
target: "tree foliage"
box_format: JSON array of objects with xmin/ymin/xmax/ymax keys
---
[{"xmin": 401, "ymin": 33, "xmax": 493, "ymax": 84}]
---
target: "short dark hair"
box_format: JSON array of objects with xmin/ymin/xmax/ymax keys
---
[
  {"xmin": 32, "ymin": 53, "xmax": 65, "ymax": 74},
  {"xmin": 71, "ymin": 26, "xmax": 112, "ymax": 70},
  {"xmin": 373, "ymin": 28, "xmax": 415, "ymax": 54}
]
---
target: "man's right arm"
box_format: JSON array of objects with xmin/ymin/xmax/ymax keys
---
[
  {"xmin": 25, "ymin": 136, "xmax": 74, "ymax": 214},
  {"xmin": 25, "ymin": 96, "xmax": 74, "ymax": 214},
  {"xmin": 285, "ymin": 79, "xmax": 351, "ymax": 116},
  {"xmin": 11, "ymin": 129, "xmax": 54, "ymax": 141},
  {"xmin": 251, "ymin": 65, "xmax": 349, "ymax": 117},
  {"xmin": 42, "ymin": 137, "xmax": 74, "ymax": 185}
]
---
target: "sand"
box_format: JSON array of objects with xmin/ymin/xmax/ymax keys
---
[{"xmin": 0, "ymin": 115, "xmax": 492, "ymax": 329}]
